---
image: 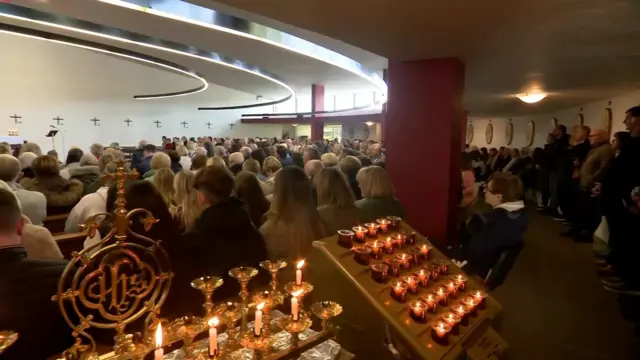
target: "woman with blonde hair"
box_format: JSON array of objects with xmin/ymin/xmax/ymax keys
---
[
  {"xmin": 234, "ymin": 171, "xmax": 269, "ymax": 227},
  {"xmin": 176, "ymin": 144, "xmax": 192, "ymax": 171},
  {"xmin": 337, "ymin": 155, "xmax": 363, "ymax": 200},
  {"xmin": 314, "ymin": 168, "xmax": 360, "ymax": 233},
  {"xmin": 170, "ymin": 170, "xmax": 202, "ymax": 232},
  {"xmin": 355, "ymin": 166, "xmax": 404, "ymax": 221},
  {"xmin": 144, "ymin": 152, "xmax": 171, "ymax": 180},
  {"xmin": 260, "ymin": 166, "xmax": 328, "ymax": 260},
  {"xmin": 20, "ymin": 142, "xmax": 42, "ymax": 156},
  {"xmin": 242, "ymin": 159, "xmax": 261, "ymax": 175},
  {"xmin": 206, "ymin": 156, "xmax": 227, "ymax": 168},
  {"xmin": 261, "ymin": 156, "xmax": 282, "ymax": 196},
  {"xmin": 151, "ymin": 168, "xmax": 175, "ymax": 206}
]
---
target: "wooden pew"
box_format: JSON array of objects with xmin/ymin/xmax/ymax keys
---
[
  {"xmin": 43, "ymin": 213, "xmax": 69, "ymax": 235},
  {"xmin": 53, "ymin": 232, "xmax": 86, "ymax": 259}
]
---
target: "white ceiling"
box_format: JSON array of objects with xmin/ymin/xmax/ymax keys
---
[
  {"xmin": 10, "ymin": 0, "xmax": 382, "ymax": 98},
  {"xmin": 204, "ymin": 0, "xmax": 640, "ymax": 117},
  {"xmin": 0, "ymin": 31, "xmax": 259, "ymax": 105}
]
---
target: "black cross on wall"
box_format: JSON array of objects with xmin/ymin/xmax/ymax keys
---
[
  {"xmin": 228, "ymin": 123, "xmax": 235, "ymax": 129},
  {"xmin": 9, "ymin": 114, "xmax": 22, "ymax": 124},
  {"xmin": 53, "ymin": 116, "xmax": 64, "ymax": 126},
  {"xmin": 206, "ymin": 122, "xmax": 212, "ymax": 129},
  {"xmin": 90, "ymin": 117, "xmax": 100, "ymax": 126},
  {"xmin": 181, "ymin": 121, "xmax": 188, "ymax": 128},
  {"xmin": 124, "ymin": 118, "xmax": 133, "ymax": 127},
  {"xmin": 154, "ymin": 120, "xmax": 162, "ymax": 128}
]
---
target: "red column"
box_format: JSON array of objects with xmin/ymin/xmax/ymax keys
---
[
  {"xmin": 310, "ymin": 84, "xmax": 324, "ymax": 141},
  {"xmin": 461, "ymin": 110, "xmax": 469, "ymax": 150},
  {"xmin": 386, "ymin": 58, "xmax": 465, "ymax": 244}
]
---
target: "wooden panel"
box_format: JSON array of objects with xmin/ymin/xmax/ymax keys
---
[
  {"xmin": 53, "ymin": 232, "xmax": 86, "ymax": 259},
  {"xmin": 43, "ymin": 213, "xmax": 69, "ymax": 235}
]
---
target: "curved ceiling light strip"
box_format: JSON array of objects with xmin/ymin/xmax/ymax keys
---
[
  {"xmin": 0, "ymin": 23, "xmax": 208, "ymax": 100},
  {"xmin": 99, "ymin": 0, "xmax": 387, "ymax": 99},
  {"xmin": 0, "ymin": 3, "xmax": 295, "ymax": 108},
  {"xmin": 239, "ymin": 103, "xmax": 377, "ymax": 118}
]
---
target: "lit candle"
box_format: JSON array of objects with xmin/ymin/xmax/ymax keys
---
[
  {"xmin": 408, "ymin": 300, "xmax": 427, "ymax": 322},
  {"xmin": 255, "ymin": 302, "xmax": 264, "ymax": 336},
  {"xmin": 226, "ymin": 301, "xmax": 236, "ymax": 311},
  {"xmin": 291, "ymin": 290, "xmax": 303, "ymax": 321},
  {"xmin": 367, "ymin": 240, "xmax": 383, "ymax": 259},
  {"xmin": 446, "ymin": 280, "xmax": 458, "ymax": 297},
  {"xmin": 440, "ymin": 312, "xmax": 461, "ymax": 334},
  {"xmin": 422, "ymin": 293, "xmax": 437, "ymax": 312},
  {"xmin": 295, "ymin": 260, "xmax": 305, "ymax": 286},
  {"xmin": 461, "ymin": 296, "xmax": 478, "ymax": 314},
  {"xmin": 154, "ymin": 323, "xmax": 163, "ymax": 360},
  {"xmin": 401, "ymin": 275, "xmax": 418, "ymax": 294},
  {"xmin": 376, "ymin": 218, "xmax": 391, "ymax": 233},
  {"xmin": 364, "ymin": 222, "xmax": 380, "ymax": 237},
  {"xmin": 390, "ymin": 281, "xmax": 409, "ymax": 302},
  {"xmin": 472, "ymin": 290, "xmax": 488, "ymax": 308},
  {"xmin": 414, "ymin": 269, "xmax": 430, "ymax": 287},
  {"xmin": 431, "ymin": 321, "xmax": 451, "ymax": 344},
  {"xmin": 451, "ymin": 303, "xmax": 469, "ymax": 325},
  {"xmin": 392, "ymin": 233, "xmax": 406, "ymax": 247},
  {"xmin": 208, "ymin": 317, "xmax": 219, "ymax": 356},
  {"xmin": 383, "ymin": 237, "xmax": 395, "ymax": 253},
  {"xmin": 453, "ymin": 274, "xmax": 467, "ymax": 291},
  {"xmin": 352, "ymin": 226, "xmax": 367, "ymax": 242},
  {"xmin": 434, "ymin": 260, "xmax": 448, "ymax": 274},
  {"xmin": 419, "ymin": 244, "xmax": 430, "ymax": 258},
  {"xmin": 396, "ymin": 253, "xmax": 411, "ymax": 269},
  {"xmin": 435, "ymin": 286, "xmax": 448, "ymax": 306}
]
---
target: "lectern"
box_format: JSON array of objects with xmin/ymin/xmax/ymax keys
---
[{"xmin": 46, "ymin": 129, "xmax": 58, "ymax": 152}]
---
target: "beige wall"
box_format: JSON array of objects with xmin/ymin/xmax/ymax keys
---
[{"xmin": 468, "ymin": 89, "xmax": 640, "ymax": 149}]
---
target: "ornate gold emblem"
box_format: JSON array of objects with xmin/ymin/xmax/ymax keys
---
[{"xmin": 52, "ymin": 160, "xmax": 172, "ymax": 359}]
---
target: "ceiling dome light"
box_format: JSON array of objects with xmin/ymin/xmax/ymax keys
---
[
  {"xmin": 517, "ymin": 92, "xmax": 547, "ymax": 104},
  {"xmin": 365, "ymin": 121, "xmax": 374, "ymax": 126}
]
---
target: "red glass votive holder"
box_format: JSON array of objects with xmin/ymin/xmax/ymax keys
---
[
  {"xmin": 384, "ymin": 257, "xmax": 401, "ymax": 277},
  {"xmin": 418, "ymin": 244, "xmax": 431, "ymax": 260},
  {"xmin": 424, "ymin": 264, "xmax": 439, "ymax": 281},
  {"xmin": 364, "ymin": 223, "xmax": 380, "ymax": 237},
  {"xmin": 445, "ymin": 280, "xmax": 458, "ymax": 297},
  {"xmin": 434, "ymin": 260, "xmax": 449, "ymax": 275},
  {"xmin": 392, "ymin": 233, "xmax": 407, "ymax": 248},
  {"xmin": 421, "ymin": 294, "xmax": 438, "ymax": 313},
  {"xmin": 451, "ymin": 303, "xmax": 470, "ymax": 326},
  {"xmin": 407, "ymin": 232, "xmax": 417, "ymax": 245},
  {"xmin": 452, "ymin": 274, "xmax": 467, "ymax": 291},
  {"xmin": 400, "ymin": 275, "xmax": 419, "ymax": 294},
  {"xmin": 371, "ymin": 263, "xmax": 389, "ymax": 283},
  {"xmin": 352, "ymin": 245, "xmax": 372, "ymax": 266},
  {"xmin": 387, "ymin": 216, "xmax": 401, "ymax": 229},
  {"xmin": 395, "ymin": 253, "xmax": 412, "ymax": 270},
  {"xmin": 390, "ymin": 281, "xmax": 409, "ymax": 303},
  {"xmin": 337, "ymin": 230, "xmax": 354, "ymax": 248},
  {"xmin": 471, "ymin": 290, "xmax": 488, "ymax": 309},
  {"xmin": 431, "ymin": 321, "xmax": 451, "ymax": 345},
  {"xmin": 408, "ymin": 300, "xmax": 427, "ymax": 323},
  {"xmin": 376, "ymin": 218, "xmax": 391, "ymax": 233},
  {"xmin": 440, "ymin": 312, "xmax": 461, "ymax": 335},
  {"xmin": 414, "ymin": 269, "xmax": 430, "ymax": 287},
  {"xmin": 461, "ymin": 296, "xmax": 479, "ymax": 316},
  {"xmin": 382, "ymin": 237, "xmax": 395, "ymax": 254},
  {"xmin": 366, "ymin": 240, "xmax": 384, "ymax": 260},
  {"xmin": 435, "ymin": 286, "xmax": 448, "ymax": 306},
  {"xmin": 352, "ymin": 226, "xmax": 367, "ymax": 243},
  {"xmin": 407, "ymin": 248, "xmax": 422, "ymax": 265}
]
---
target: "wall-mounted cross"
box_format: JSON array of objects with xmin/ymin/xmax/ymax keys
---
[
  {"xmin": 181, "ymin": 121, "xmax": 188, "ymax": 128},
  {"xmin": 90, "ymin": 117, "xmax": 100, "ymax": 126},
  {"xmin": 206, "ymin": 122, "xmax": 212, "ymax": 129},
  {"xmin": 124, "ymin": 118, "xmax": 133, "ymax": 127},
  {"xmin": 53, "ymin": 116, "xmax": 64, "ymax": 126},
  {"xmin": 9, "ymin": 114, "xmax": 22, "ymax": 124},
  {"xmin": 228, "ymin": 123, "xmax": 235, "ymax": 129},
  {"xmin": 154, "ymin": 120, "xmax": 162, "ymax": 128}
]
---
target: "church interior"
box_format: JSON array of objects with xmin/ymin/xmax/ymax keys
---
[{"xmin": 1, "ymin": 0, "xmax": 640, "ymax": 359}]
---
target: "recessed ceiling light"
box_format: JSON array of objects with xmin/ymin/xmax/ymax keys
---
[
  {"xmin": 517, "ymin": 92, "xmax": 547, "ymax": 104},
  {"xmin": 292, "ymin": 124, "xmax": 298, "ymax": 127},
  {"xmin": 365, "ymin": 121, "xmax": 374, "ymax": 126}
]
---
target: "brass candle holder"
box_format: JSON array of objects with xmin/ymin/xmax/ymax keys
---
[
  {"xmin": 170, "ymin": 316, "xmax": 206, "ymax": 359},
  {"xmin": 386, "ymin": 216, "xmax": 401, "ymax": 229},
  {"xmin": 217, "ymin": 302, "xmax": 243, "ymax": 347},
  {"xmin": 251, "ymin": 290, "xmax": 284, "ymax": 337},
  {"xmin": 191, "ymin": 276, "xmax": 224, "ymax": 318},
  {"xmin": 310, "ymin": 301, "xmax": 343, "ymax": 332},
  {"xmin": 259, "ymin": 260, "xmax": 288, "ymax": 293},
  {"xmin": 278, "ymin": 313, "xmax": 313, "ymax": 349},
  {"xmin": 0, "ymin": 331, "xmax": 18, "ymax": 355},
  {"xmin": 239, "ymin": 331, "xmax": 275, "ymax": 360},
  {"xmin": 229, "ymin": 266, "xmax": 259, "ymax": 332}
]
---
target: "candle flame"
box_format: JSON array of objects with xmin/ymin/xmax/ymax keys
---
[
  {"xmin": 296, "ymin": 260, "xmax": 305, "ymax": 269},
  {"xmin": 292, "ymin": 289, "xmax": 303, "ymax": 297},
  {"xmin": 209, "ymin": 317, "xmax": 219, "ymax": 327},
  {"xmin": 257, "ymin": 302, "xmax": 265, "ymax": 310},
  {"xmin": 155, "ymin": 322, "xmax": 163, "ymax": 348}
]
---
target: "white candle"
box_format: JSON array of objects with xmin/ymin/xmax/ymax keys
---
[
  {"xmin": 295, "ymin": 259, "xmax": 305, "ymax": 285},
  {"xmin": 255, "ymin": 302, "xmax": 264, "ymax": 336},
  {"xmin": 209, "ymin": 317, "xmax": 219, "ymax": 356},
  {"xmin": 154, "ymin": 323, "xmax": 163, "ymax": 360},
  {"xmin": 291, "ymin": 290, "xmax": 303, "ymax": 321}
]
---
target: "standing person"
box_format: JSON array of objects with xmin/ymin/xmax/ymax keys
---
[
  {"xmin": 558, "ymin": 125, "xmax": 591, "ymax": 225},
  {"xmin": 537, "ymin": 135, "xmax": 555, "ymax": 210},
  {"xmin": 130, "ymin": 140, "xmax": 147, "ymax": 170},
  {"xmin": 135, "ymin": 144, "xmax": 157, "ymax": 176},
  {"xmin": 546, "ymin": 125, "xmax": 570, "ymax": 218},
  {"xmin": 599, "ymin": 106, "xmax": 640, "ymax": 293}
]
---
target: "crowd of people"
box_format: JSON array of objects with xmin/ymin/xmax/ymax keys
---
[{"xmin": 462, "ymin": 106, "xmax": 640, "ymax": 296}]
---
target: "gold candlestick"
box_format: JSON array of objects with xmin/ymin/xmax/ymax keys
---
[
  {"xmin": 217, "ymin": 302, "xmax": 242, "ymax": 347},
  {"xmin": 310, "ymin": 301, "xmax": 343, "ymax": 332},
  {"xmin": 0, "ymin": 331, "xmax": 18, "ymax": 355},
  {"xmin": 229, "ymin": 267, "xmax": 259, "ymax": 332},
  {"xmin": 170, "ymin": 316, "xmax": 205, "ymax": 360},
  {"xmin": 259, "ymin": 260, "xmax": 287, "ymax": 293},
  {"xmin": 240, "ymin": 332, "xmax": 275, "ymax": 360},
  {"xmin": 190, "ymin": 276, "xmax": 224, "ymax": 318},
  {"xmin": 278, "ymin": 313, "xmax": 313, "ymax": 349}
]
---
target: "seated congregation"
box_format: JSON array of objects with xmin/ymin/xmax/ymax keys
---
[{"xmin": 0, "ymin": 135, "xmax": 530, "ymax": 359}]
